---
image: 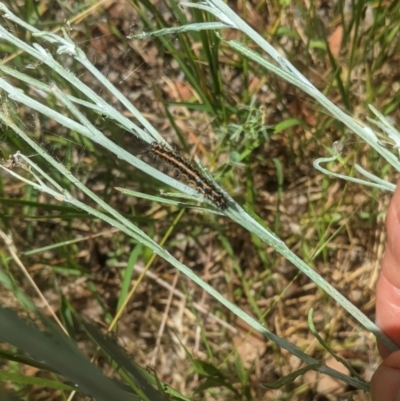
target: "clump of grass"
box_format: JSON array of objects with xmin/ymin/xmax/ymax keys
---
[{"xmin": 0, "ymin": 1, "xmax": 399, "ymax": 400}]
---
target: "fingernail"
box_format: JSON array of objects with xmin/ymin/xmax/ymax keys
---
[{"xmin": 384, "ymin": 351, "xmax": 400, "ymax": 369}]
